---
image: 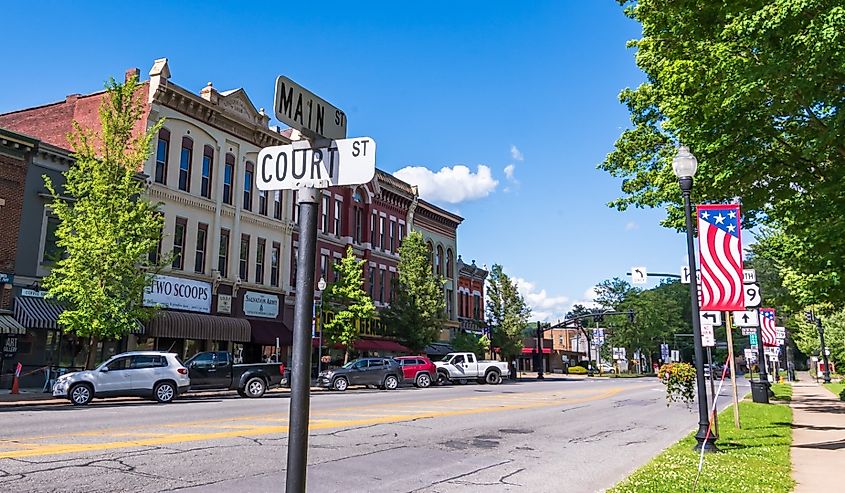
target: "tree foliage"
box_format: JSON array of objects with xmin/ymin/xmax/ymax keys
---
[
  {"xmin": 451, "ymin": 331, "xmax": 490, "ymax": 357},
  {"xmin": 603, "ymin": 0, "xmax": 845, "ymax": 303},
  {"xmin": 383, "ymin": 231, "xmax": 445, "ymax": 353},
  {"xmin": 323, "ymin": 246, "xmax": 376, "ymax": 363},
  {"xmin": 486, "ymin": 264, "xmax": 531, "ymax": 360},
  {"xmin": 43, "ymin": 75, "xmax": 165, "ymax": 368}
]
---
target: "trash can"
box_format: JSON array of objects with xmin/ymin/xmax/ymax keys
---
[{"xmin": 751, "ymin": 381, "xmax": 770, "ymax": 404}]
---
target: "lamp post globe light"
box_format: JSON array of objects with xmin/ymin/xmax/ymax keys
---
[
  {"xmin": 317, "ymin": 277, "xmax": 327, "ymax": 375},
  {"xmin": 673, "ymin": 145, "xmax": 718, "ymax": 452}
]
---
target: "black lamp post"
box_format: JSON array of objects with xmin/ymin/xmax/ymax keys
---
[
  {"xmin": 672, "ymin": 145, "xmax": 718, "ymax": 452},
  {"xmin": 806, "ymin": 311, "xmax": 832, "ymax": 384}
]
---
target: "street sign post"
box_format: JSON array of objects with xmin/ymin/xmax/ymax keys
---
[
  {"xmin": 671, "ymin": 350, "xmax": 680, "ymax": 362},
  {"xmin": 749, "ymin": 333, "xmax": 758, "ymax": 346},
  {"xmin": 266, "ymin": 75, "xmax": 363, "ymax": 493},
  {"xmin": 273, "ymin": 76, "xmax": 347, "ymax": 140},
  {"xmin": 741, "ymin": 327, "xmax": 756, "ymax": 335},
  {"xmin": 732, "ymin": 310, "xmax": 759, "ymax": 327},
  {"xmin": 631, "ymin": 266, "xmax": 647, "ymax": 284},
  {"xmin": 700, "ymin": 311, "xmax": 722, "ymax": 326},
  {"xmin": 701, "ymin": 324, "xmax": 715, "ymax": 347}
]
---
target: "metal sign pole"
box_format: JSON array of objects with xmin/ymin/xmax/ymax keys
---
[
  {"xmin": 724, "ymin": 313, "xmax": 741, "ymax": 428},
  {"xmin": 285, "ymin": 187, "xmax": 319, "ymax": 493},
  {"xmin": 706, "ymin": 347, "xmax": 719, "ymax": 436}
]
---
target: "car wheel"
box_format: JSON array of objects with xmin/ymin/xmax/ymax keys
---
[
  {"xmin": 333, "ymin": 377, "xmax": 348, "ymax": 391},
  {"xmin": 244, "ymin": 377, "xmax": 266, "ymax": 398},
  {"xmin": 485, "ymin": 371, "xmax": 502, "ymax": 385},
  {"xmin": 415, "ymin": 373, "xmax": 432, "ymax": 388},
  {"xmin": 154, "ymin": 382, "xmax": 176, "ymax": 403},
  {"xmin": 384, "ymin": 375, "xmax": 399, "ymax": 390},
  {"xmin": 69, "ymin": 383, "xmax": 93, "ymax": 406},
  {"xmin": 436, "ymin": 372, "xmax": 450, "ymax": 386}
]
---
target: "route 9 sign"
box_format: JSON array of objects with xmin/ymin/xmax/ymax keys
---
[{"xmin": 744, "ymin": 284, "xmax": 762, "ymax": 307}]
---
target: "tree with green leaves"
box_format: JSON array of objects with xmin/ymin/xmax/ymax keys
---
[
  {"xmin": 486, "ymin": 264, "xmax": 531, "ymax": 367},
  {"xmin": 602, "ymin": 0, "xmax": 845, "ymax": 304},
  {"xmin": 383, "ymin": 231, "xmax": 445, "ymax": 353},
  {"xmin": 43, "ymin": 75, "xmax": 165, "ymax": 369},
  {"xmin": 323, "ymin": 246, "xmax": 376, "ymax": 364},
  {"xmin": 451, "ymin": 331, "xmax": 490, "ymax": 357}
]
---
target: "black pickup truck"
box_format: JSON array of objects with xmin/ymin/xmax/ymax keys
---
[{"xmin": 184, "ymin": 351, "xmax": 286, "ymax": 398}]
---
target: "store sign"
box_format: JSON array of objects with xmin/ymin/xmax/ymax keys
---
[
  {"xmin": 2, "ymin": 336, "xmax": 18, "ymax": 358},
  {"xmin": 21, "ymin": 289, "xmax": 48, "ymax": 298},
  {"xmin": 143, "ymin": 275, "xmax": 211, "ymax": 313},
  {"xmin": 243, "ymin": 291, "xmax": 279, "ymax": 319},
  {"xmin": 0, "ymin": 272, "xmax": 13, "ymax": 283},
  {"xmin": 217, "ymin": 294, "xmax": 232, "ymax": 314}
]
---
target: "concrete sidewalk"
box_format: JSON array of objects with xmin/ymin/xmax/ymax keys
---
[{"xmin": 791, "ymin": 374, "xmax": 845, "ymax": 492}]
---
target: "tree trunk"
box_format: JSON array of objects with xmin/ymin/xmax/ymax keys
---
[
  {"xmin": 85, "ymin": 336, "xmax": 100, "ymax": 370},
  {"xmin": 344, "ymin": 349, "xmax": 350, "ymax": 365}
]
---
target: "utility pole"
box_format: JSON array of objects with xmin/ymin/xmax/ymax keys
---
[{"xmin": 536, "ymin": 321, "xmax": 545, "ymax": 379}]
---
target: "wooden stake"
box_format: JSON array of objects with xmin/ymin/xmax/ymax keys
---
[{"xmin": 725, "ymin": 312, "xmax": 741, "ymax": 428}]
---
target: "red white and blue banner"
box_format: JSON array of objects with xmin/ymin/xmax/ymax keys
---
[
  {"xmin": 759, "ymin": 308, "xmax": 778, "ymax": 346},
  {"xmin": 697, "ymin": 204, "xmax": 745, "ymax": 311}
]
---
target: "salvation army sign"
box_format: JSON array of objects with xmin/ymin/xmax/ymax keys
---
[
  {"xmin": 144, "ymin": 275, "xmax": 211, "ymax": 313},
  {"xmin": 243, "ymin": 291, "xmax": 279, "ymax": 319}
]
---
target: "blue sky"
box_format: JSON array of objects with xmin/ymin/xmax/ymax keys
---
[{"xmin": 2, "ymin": 1, "xmax": 690, "ymax": 321}]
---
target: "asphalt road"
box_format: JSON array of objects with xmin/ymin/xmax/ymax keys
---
[{"xmin": 0, "ymin": 376, "xmax": 748, "ymax": 492}]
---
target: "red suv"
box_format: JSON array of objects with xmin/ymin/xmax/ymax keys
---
[{"xmin": 394, "ymin": 356, "xmax": 437, "ymax": 388}]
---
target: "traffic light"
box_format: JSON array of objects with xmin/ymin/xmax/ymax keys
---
[
  {"xmin": 627, "ymin": 309, "xmax": 635, "ymax": 323},
  {"xmin": 804, "ymin": 311, "xmax": 815, "ymax": 324}
]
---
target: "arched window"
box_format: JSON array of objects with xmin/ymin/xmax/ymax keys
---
[
  {"xmin": 446, "ymin": 249, "xmax": 453, "ymax": 278},
  {"xmin": 223, "ymin": 154, "xmax": 235, "ymax": 205},
  {"xmin": 426, "ymin": 241, "xmax": 434, "ymax": 272},
  {"xmin": 201, "ymin": 145, "xmax": 214, "ymax": 198},
  {"xmin": 435, "ymin": 245, "xmax": 443, "ymax": 276},
  {"xmin": 178, "ymin": 136, "xmax": 193, "ymax": 192},
  {"xmin": 243, "ymin": 161, "xmax": 254, "ymax": 211},
  {"xmin": 155, "ymin": 128, "xmax": 170, "ymax": 184}
]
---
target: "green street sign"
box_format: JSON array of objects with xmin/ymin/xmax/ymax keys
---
[{"xmin": 749, "ymin": 333, "xmax": 758, "ymax": 345}]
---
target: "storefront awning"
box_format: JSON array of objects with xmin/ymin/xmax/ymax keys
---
[
  {"xmin": 0, "ymin": 313, "xmax": 26, "ymax": 334},
  {"xmin": 14, "ymin": 296, "xmax": 144, "ymax": 333},
  {"xmin": 424, "ymin": 342, "xmax": 455, "ymax": 356},
  {"xmin": 248, "ymin": 319, "xmax": 292, "ymax": 346},
  {"xmin": 521, "ymin": 347, "xmax": 551, "ymax": 354},
  {"xmin": 145, "ymin": 310, "xmax": 251, "ymax": 342},
  {"xmin": 14, "ymin": 296, "xmax": 64, "ymax": 329},
  {"xmin": 313, "ymin": 337, "xmax": 411, "ymax": 354}
]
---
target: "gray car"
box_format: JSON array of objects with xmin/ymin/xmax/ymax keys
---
[
  {"xmin": 52, "ymin": 351, "xmax": 190, "ymax": 405},
  {"xmin": 317, "ymin": 358, "xmax": 403, "ymax": 391}
]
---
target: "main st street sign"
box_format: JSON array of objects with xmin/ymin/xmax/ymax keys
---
[{"xmin": 274, "ymin": 75, "xmax": 347, "ymax": 140}]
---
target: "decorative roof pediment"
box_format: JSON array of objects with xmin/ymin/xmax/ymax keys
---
[{"xmin": 218, "ymin": 88, "xmax": 268, "ymax": 127}]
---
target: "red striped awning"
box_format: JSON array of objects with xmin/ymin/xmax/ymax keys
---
[{"xmin": 521, "ymin": 347, "xmax": 551, "ymax": 354}]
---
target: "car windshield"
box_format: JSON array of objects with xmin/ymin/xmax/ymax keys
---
[{"xmin": 439, "ymin": 355, "xmax": 453, "ymax": 363}]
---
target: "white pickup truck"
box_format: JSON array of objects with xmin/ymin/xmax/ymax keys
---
[{"xmin": 434, "ymin": 352, "xmax": 510, "ymax": 385}]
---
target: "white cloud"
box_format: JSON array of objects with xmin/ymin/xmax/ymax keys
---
[
  {"xmin": 513, "ymin": 277, "xmax": 571, "ymax": 323},
  {"xmin": 504, "ymin": 164, "xmax": 516, "ymax": 180},
  {"xmin": 393, "ymin": 164, "xmax": 498, "ymax": 204},
  {"xmin": 510, "ymin": 145, "xmax": 524, "ymax": 162},
  {"xmin": 625, "ymin": 221, "xmax": 639, "ymax": 231}
]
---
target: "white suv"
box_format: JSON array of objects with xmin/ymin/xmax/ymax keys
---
[{"xmin": 53, "ymin": 351, "xmax": 190, "ymax": 405}]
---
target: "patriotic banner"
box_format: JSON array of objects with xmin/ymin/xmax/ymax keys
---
[
  {"xmin": 760, "ymin": 308, "xmax": 778, "ymax": 346},
  {"xmin": 697, "ymin": 204, "xmax": 744, "ymax": 311}
]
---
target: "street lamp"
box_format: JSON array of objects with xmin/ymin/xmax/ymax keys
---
[
  {"xmin": 673, "ymin": 145, "xmax": 718, "ymax": 452},
  {"xmin": 317, "ymin": 277, "xmax": 327, "ymax": 375},
  {"xmin": 806, "ymin": 311, "xmax": 832, "ymax": 384}
]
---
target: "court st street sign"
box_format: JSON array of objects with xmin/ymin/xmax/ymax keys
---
[{"xmin": 257, "ymin": 137, "xmax": 376, "ymax": 191}]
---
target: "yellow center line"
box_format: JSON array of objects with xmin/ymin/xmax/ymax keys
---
[{"xmin": 0, "ymin": 386, "xmax": 637, "ymax": 459}]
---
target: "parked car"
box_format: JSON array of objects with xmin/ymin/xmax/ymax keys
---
[
  {"xmin": 184, "ymin": 351, "xmax": 286, "ymax": 398},
  {"xmin": 434, "ymin": 352, "xmax": 510, "ymax": 385},
  {"xmin": 393, "ymin": 356, "xmax": 437, "ymax": 388},
  {"xmin": 599, "ymin": 362, "xmax": 616, "ymax": 374},
  {"xmin": 52, "ymin": 351, "xmax": 190, "ymax": 406},
  {"xmin": 317, "ymin": 357, "xmax": 403, "ymax": 391}
]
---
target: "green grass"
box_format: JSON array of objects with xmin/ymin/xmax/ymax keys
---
[
  {"xmin": 771, "ymin": 383, "xmax": 792, "ymax": 401},
  {"xmin": 823, "ymin": 382, "xmax": 845, "ymax": 400},
  {"xmin": 609, "ymin": 391, "xmax": 793, "ymax": 493}
]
